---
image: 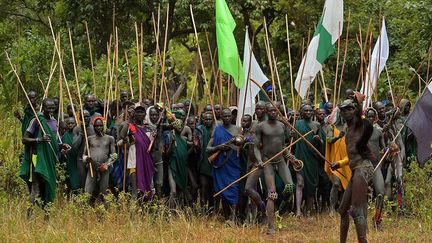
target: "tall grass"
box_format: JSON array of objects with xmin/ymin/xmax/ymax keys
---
[{"xmin": 1, "ymin": 111, "xmax": 432, "ymax": 242}]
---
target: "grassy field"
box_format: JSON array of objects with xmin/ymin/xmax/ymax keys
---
[{"xmin": 1, "ymin": 194, "xmax": 431, "ymax": 242}]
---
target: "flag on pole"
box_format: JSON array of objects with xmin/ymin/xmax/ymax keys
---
[
  {"xmin": 405, "ymin": 82, "xmax": 432, "ymax": 166},
  {"xmin": 361, "ymin": 18, "xmax": 389, "ymax": 108},
  {"xmin": 236, "ymin": 30, "xmax": 269, "ymax": 125},
  {"xmin": 294, "ymin": 0, "xmax": 344, "ymax": 99},
  {"xmin": 216, "ymin": 0, "xmax": 244, "ymax": 88}
]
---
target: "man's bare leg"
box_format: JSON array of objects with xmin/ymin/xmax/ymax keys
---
[
  {"xmin": 330, "ymin": 175, "xmax": 342, "ymax": 214},
  {"xmin": 264, "ymin": 165, "xmax": 277, "ymax": 235},
  {"xmin": 245, "ymin": 167, "xmax": 266, "ymax": 219},
  {"xmin": 296, "ymin": 173, "xmax": 305, "ymax": 216}
]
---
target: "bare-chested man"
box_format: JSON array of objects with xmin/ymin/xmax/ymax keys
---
[
  {"xmin": 333, "ymin": 98, "xmax": 375, "ymax": 243},
  {"xmin": 253, "ymin": 104, "xmax": 295, "ymax": 234},
  {"xmin": 365, "ymin": 108, "xmax": 386, "ymax": 229},
  {"xmin": 73, "ymin": 110, "xmax": 96, "ymax": 189},
  {"xmin": 83, "ymin": 117, "xmax": 116, "ymax": 204}
]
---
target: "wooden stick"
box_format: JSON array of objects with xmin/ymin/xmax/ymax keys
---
[
  {"xmin": 69, "ymin": 29, "xmax": 93, "ymax": 178},
  {"xmin": 41, "ymin": 63, "xmax": 58, "ymax": 102},
  {"xmin": 250, "ymin": 78, "xmax": 327, "ymax": 161},
  {"xmin": 338, "ymin": 11, "xmax": 351, "ymax": 103},
  {"xmin": 159, "ymin": 4, "xmax": 171, "ymax": 107},
  {"xmin": 140, "ymin": 23, "xmax": 144, "ymax": 98},
  {"xmin": 298, "ymin": 29, "xmax": 312, "ymax": 105},
  {"xmin": 48, "ymin": 18, "xmax": 77, "ymax": 122},
  {"xmin": 272, "ymin": 49, "xmax": 288, "ymax": 118},
  {"xmin": 85, "ymin": 21, "xmax": 96, "ymax": 97},
  {"xmin": 190, "ymin": 5, "xmax": 217, "ymax": 121},
  {"xmin": 124, "ymin": 51, "xmax": 135, "ymax": 100},
  {"xmin": 214, "ymin": 130, "xmax": 312, "ymax": 197},
  {"xmin": 286, "ymin": 15, "xmax": 295, "ymax": 109},
  {"xmin": 241, "ymin": 28, "xmax": 256, "ymax": 119},
  {"xmin": 115, "ymin": 27, "xmax": 120, "ymax": 119},
  {"xmin": 187, "ymin": 70, "xmax": 199, "ymax": 118},
  {"xmin": 6, "ymin": 52, "xmax": 60, "ymax": 162},
  {"xmin": 263, "ymin": 17, "xmax": 275, "ymax": 100},
  {"xmin": 333, "ymin": 21, "xmax": 342, "ymax": 105},
  {"xmin": 103, "ymin": 39, "xmax": 112, "ymax": 120},
  {"xmin": 134, "ymin": 23, "xmax": 142, "ymax": 102}
]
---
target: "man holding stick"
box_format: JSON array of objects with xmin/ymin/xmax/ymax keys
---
[
  {"xmin": 83, "ymin": 117, "xmax": 117, "ymax": 205},
  {"xmin": 21, "ymin": 98, "xmax": 70, "ymax": 218},
  {"xmin": 252, "ymin": 103, "xmax": 295, "ymax": 235}
]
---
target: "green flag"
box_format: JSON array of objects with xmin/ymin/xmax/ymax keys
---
[{"xmin": 216, "ymin": 0, "xmax": 244, "ymax": 88}]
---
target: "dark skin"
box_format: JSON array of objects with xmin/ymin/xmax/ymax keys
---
[
  {"xmin": 204, "ymin": 105, "xmax": 213, "ymax": 113},
  {"xmin": 84, "ymin": 95, "xmax": 96, "ymax": 110},
  {"xmin": 301, "ymin": 105, "xmax": 322, "ymax": 143},
  {"xmin": 214, "ymin": 104, "xmax": 222, "ymax": 120},
  {"xmin": 346, "ymin": 89, "xmax": 355, "ymax": 100},
  {"xmin": 241, "ymin": 115, "xmax": 252, "ymax": 130},
  {"xmin": 84, "ymin": 119, "xmax": 115, "ymax": 173},
  {"xmin": 14, "ymin": 91, "xmax": 39, "ymax": 122},
  {"xmin": 207, "ymin": 109, "xmax": 240, "ymax": 153},
  {"xmin": 326, "ymin": 102, "xmax": 334, "ymax": 114},
  {"xmin": 321, "ymin": 90, "xmax": 331, "ymax": 103},
  {"xmin": 22, "ymin": 100, "xmax": 70, "ymax": 151},
  {"xmin": 65, "ymin": 117, "xmax": 76, "ymax": 132},
  {"xmin": 149, "ymin": 108, "xmax": 160, "ymax": 124},
  {"xmin": 120, "ymin": 91, "xmax": 128, "ymax": 103},
  {"xmin": 316, "ymin": 108, "xmax": 327, "ymax": 125},
  {"xmin": 374, "ymin": 101, "xmax": 386, "ymax": 123},
  {"xmin": 255, "ymin": 101, "xmax": 266, "ymax": 121},
  {"xmin": 22, "ymin": 100, "xmax": 55, "ymax": 145}
]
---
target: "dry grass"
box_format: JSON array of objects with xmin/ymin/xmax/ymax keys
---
[{"xmin": 1, "ymin": 194, "xmax": 431, "ymax": 243}]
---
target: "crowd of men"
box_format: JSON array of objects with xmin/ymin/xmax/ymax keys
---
[{"xmin": 15, "ymin": 87, "xmax": 416, "ymax": 241}]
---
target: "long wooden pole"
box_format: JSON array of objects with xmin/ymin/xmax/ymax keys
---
[
  {"xmin": 214, "ymin": 131, "xmax": 312, "ymax": 197},
  {"xmin": 158, "ymin": 4, "xmax": 171, "ymax": 107},
  {"xmin": 124, "ymin": 51, "xmax": 135, "ymax": 100},
  {"xmin": 85, "ymin": 21, "xmax": 96, "ymax": 97},
  {"xmin": 338, "ymin": 11, "xmax": 351, "ymax": 103},
  {"xmin": 69, "ymin": 29, "xmax": 93, "ymax": 178},
  {"xmin": 190, "ymin": 5, "xmax": 217, "ymax": 121},
  {"xmin": 6, "ymin": 52, "xmax": 60, "ymax": 162},
  {"xmin": 272, "ymin": 49, "xmax": 288, "ymax": 118},
  {"xmin": 333, "ymin": 21, "xmax": 342, "ymax": 105},
  {"xmin": 286, "ymin": 15, "xmax": 295, "ymax": 109}
]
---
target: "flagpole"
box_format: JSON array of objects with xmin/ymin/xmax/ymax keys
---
[
  {"xmin": 333, "ymin": 21, "xmax": 342, "ymax": 106},
  {"xmin": 298, "ymin": 29, "xmax": 312, "ymax": 106},
  {"xmin": 241, "ymin": 28, "xmax": 256, "ymax": 121}
]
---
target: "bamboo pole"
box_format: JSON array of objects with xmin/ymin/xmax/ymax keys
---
[
  {"xmin": 333, "ymin": 21, "xmax": 342, "ymax": 105},
  {"xmin": 286, "ymin": 15, "xmax": 295, "ymax": 109},
  {"xmin": 190, "ymin": 5, "xmax": 217, "ymax": 121},
  {"xmin": 69, "ymin": 29, "xmax": 94, "ymax": 178},
  {"xmin": 214, "ymin": 131, "xmax": 312, "ymax": 197},
  {"xmin": 85, "ymin": 21, "xmax": 96, "ymax": 97},
  {"xmin": 337, "ymin": 11, "xmax": 351, "ymax": 103},
  {"xmin": 124, "ymin": 51, "xmax": 135, "ymax": 100}
]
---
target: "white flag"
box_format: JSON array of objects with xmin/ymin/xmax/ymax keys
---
[
  {"xmin": 294, "ymin": 0, "xmax": 344, "ymax": 99},
  {"xmin": 236, "ymin": 30, "xmax": 268, "ymax": 125},
  {"xmin": 361, "ymin": 18, "xmax": 389, "ymax": 108}
]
